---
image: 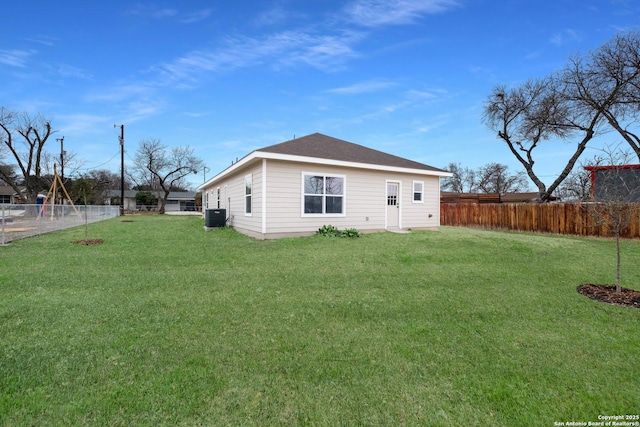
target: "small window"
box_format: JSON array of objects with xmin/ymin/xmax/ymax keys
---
[
  {"xmin": 216, "ymin": 187, "xmax": 221, "ymax": 209},
  {"xmin": 303, "ymin": 173, "xmax": 345, "ymax": 215},
  {"xmin": 413, "ymin": 181, "xmax": 424, "ymax": 203},
  {"xmin": 245, "ymin": 174, "xmax": 252, "ymax": 215},
  {"xmin": 387, "ymin": 184, "xmax": 398, "ymax": 206}
]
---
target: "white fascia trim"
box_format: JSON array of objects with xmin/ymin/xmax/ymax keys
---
[
  {"xmin": 261, "ymin": 152, "xmax": 452, "ymax": 177},
  {"xmin": 198, "ymin": 150, "xmax": 452, "ymax": 190}
]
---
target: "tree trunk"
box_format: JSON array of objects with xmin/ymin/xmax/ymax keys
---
[
  {"xmin": 616, "ymin": 232, "xmax": 622, "ymax": 292},
  {"xmin": 159, "ymin": 189, "xmax": 170, "ymax": 214}
]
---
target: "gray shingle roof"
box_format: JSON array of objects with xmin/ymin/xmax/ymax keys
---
[{"xmin": 258, "ymin": 133, "xmax": 446, "ymax": 173}]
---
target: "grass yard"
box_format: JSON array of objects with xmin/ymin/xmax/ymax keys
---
[{"xmin": 1, "ymin": 215, "xmax": 639, "ymax": 426}]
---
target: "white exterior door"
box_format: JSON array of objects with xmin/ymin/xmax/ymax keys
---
[{"xmin": 386, "ymin": 182, "xmax": 399, "ymax": 228}]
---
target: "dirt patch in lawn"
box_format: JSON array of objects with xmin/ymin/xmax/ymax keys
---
[
  {"xmin": 577, "ymin": 284, "xmax": 640, "ymax": 309},
  {"xmin": 72, "ymin": 239, "xmax": 104, "ymax": 246}
]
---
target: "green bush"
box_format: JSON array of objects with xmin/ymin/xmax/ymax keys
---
[
  {"xmin": 316, "ymin": 225, "xmax": 360, "ymax": 238},
  {"xmin": 342, "ymin": 228, "xmax": 361, "ymax": 238},
  {"xmin": 136, "ymin": 191, "xmax": 157, "ymax": 207},
  {"xmin": 317, "ymin": 224, "xmax": 340, "ymax": 237}
]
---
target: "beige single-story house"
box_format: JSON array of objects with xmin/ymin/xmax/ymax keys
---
[{"xmin": 198, "ymin": 133, "xmax": 452, "ymax": 239}]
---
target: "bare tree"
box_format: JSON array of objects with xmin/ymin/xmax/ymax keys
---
[
  {"xmin": 555, "ymin": 166, "xmax": 592, "ymax": 202},
  {"xmin": 568, "ymin": 31, "xmax": 640, "ymax": 161},
  {"xmin": 132, "ymin": 139, "xmax": 204, "ymax": 214},
  {"xmin": 442, "ymin": 162, "xmax": 530, "ymax": 194},
  {"xmin": 483, "ymin": 77, "xmax": 605, "ymax": 202},
  {"xmin": 441, "ymin": 162, "xmax": 476, "ymax": 193},
  {"xmin": 0, "ymin": 108, "xmax": 55, "ymax": 202},
  {"xmin": 475, "ymin": 163, "xmax": 530, "ymax": 194},
  {"xmin": 584, "ymin": 146, "xmax": 640, "ymax": 292},
  {"xmin": 41, "ymin": 151, "xmax": 82, "ymax": 183}
]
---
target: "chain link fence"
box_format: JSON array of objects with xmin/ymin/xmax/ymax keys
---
[{"xmin": 1, "ymin": 204, "xmax": 121, "ymax": 244}]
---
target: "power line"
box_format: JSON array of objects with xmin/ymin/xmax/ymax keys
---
[{"xmin": 75, "ymin": 150, "xmax": 122, "ymax": 172}]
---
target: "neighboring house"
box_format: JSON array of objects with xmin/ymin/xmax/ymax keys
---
[
  {"xmin": 0, "ymin": 186, "xmax": 25, "ymax": 204},
  {"xmin": 106, "ymin": 190, "xmax": 197, "ymax": 212},
  {"xmin": 198, "ymin": 133, "xmax": 452, "ymax": 239},
  {"xmin": 584, "ymin": 164, "xmax": 640, "ymax": 202}
]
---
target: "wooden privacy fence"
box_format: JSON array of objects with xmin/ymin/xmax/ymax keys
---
[{"xmin": 440, "ymin": 203, "xmax": 640, "ymax": 239}]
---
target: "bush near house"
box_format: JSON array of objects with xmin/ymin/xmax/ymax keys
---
[{"xmin": 316, "ymin": 224, "xmax": 361, "ymax": 237}]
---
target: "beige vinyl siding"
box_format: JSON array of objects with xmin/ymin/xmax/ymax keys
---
[
  {"xmin": 400, "ymin": 175, "xmax": 441, "ymax": 230},
  {"xmin": 263, "ymin": 160, "xmax": 389, "ymax": 235},
  {"xmin": 260, "ymin": 160, "xmax": 301, "ymax": 234},
  {"xmin": 214, "ymin": 164, "xmax": 263, "ymax": 236}
]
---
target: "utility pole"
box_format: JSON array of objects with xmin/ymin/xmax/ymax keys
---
[
  {"xmin": 115, "ymin": 125, "xmax": 125, "ymax": 216},
  {"xmin": 56, "ymin": 136, "xmax": 65, "ymax": 182}
]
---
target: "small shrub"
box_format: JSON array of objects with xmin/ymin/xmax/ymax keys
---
[
  {"xmin": 316, "ymin": 225, "xmax": 360, "ymax": 238},
  {"xmin": 342, "ymin": 228, "xmax": 361, "ymax": 238},
  {"xmin": 317, "ymin": 224, "xmax": 340, "ymax": 237}
]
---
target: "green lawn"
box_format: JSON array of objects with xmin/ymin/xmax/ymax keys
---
[{"xmin": 1, "ymin": 215, "xmax": 639, "ymax": 426}]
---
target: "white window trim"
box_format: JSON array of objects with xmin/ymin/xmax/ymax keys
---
[
  {"xmin": 412, "ymin": 180, "xmax": 424, "ymax": 203},
  {"xmin": 301, "ymin": 171, "xmax": 347, "ymax": 217},
  {"xmin": 216, "ymin": 187, "xmax": 221, "ymax": 209},
  {"xmin": 245, "ymin": 174, "xmax": 253, "ymax": 216}
]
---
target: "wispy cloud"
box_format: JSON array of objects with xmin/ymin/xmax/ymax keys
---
[
  {"xmin": 86, "ymin": 83, "xmax": 154, "ymax": 103},
  {"xmin": 180, "ymin": 9, "xmax": 212, "ymax": 24},
  {"xmin": 343, "ymin": 0, "xmax": 460, "ymax": 27},
  {"xmin": 183, "ymin": 111, "xmax": 212, "ymax": 118},
  {"xmin": 152, "ymin": 29, "xmax": 364, "ymax": 84},
  {"xmin": 524, "ymin": 50, "xmax": 544, "ymax": 61},
  {"xmin": 0, "ymin": 49, "xmax": 35, "ymax": 67},
  {"xmin": 345, "ymin": 100, "xmax": 414, "ymax": 124},
  {"xmin": 550, "ymin": 29, "xmax": 580, "ymax": 46},
  {"xmin": 126, "ymin": 4, "xmax": 178, "ymax": 19},
  {"xmin": 327, "ymin": 79, "xmax": 397, "ymax": 94},
  {"xmin": 413, "ymin": 115, "xmax": 449, "ymax": 134},
  {"xmin": 50, "ymin": 64, "xmax": 92, "ymax": 80},
  {"xmin": 125, "ymin": 98, "xmax": 166, "ymax": 123},
  {"xmin": 405, "ymin": 88, "xmax": 444, "ymax": 101},
  {"xmin": 254, "ymin": 5, "xmax": 306, "ymax": 27},
  {"xmin": 25, "ymin": 36, "xmax": 57, "ymax": 47},
  {"xmin": 58, "ymin": 113, "xmax": 111, "ymax": 135},
  {"xmin": 127, "ymin": 4, "xmax": 212, "ymax": 23}
]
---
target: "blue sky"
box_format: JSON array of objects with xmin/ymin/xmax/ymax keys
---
[{"xmin": 2, "ymin": 0, "xmax": 639, "ymax": 189}]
